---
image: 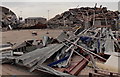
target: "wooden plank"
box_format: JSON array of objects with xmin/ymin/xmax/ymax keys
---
[{"xmin": 69, "ymin": 55, "xmax": 90, "ymax": 75}]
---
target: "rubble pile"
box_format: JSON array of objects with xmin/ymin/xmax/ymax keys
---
[
  {"xmin": 1, "ymin": 5, "xmax": 120, "ymax": 76},
  {"xmin": 48, "ymin": 5, "xmax": 119, "ymax": 30},
  {"xmin": 0, "ymin": 6, "xmax": 19, "ymax": 30},
  {"xmin": 1, "ymin": 26, "xmax": 120, "ymax": 76}
]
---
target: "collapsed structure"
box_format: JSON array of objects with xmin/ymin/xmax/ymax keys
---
[
  {"xmin": 1, "ymin": 4, "xmax": 120, "ymax": 77},
  {"xmin": 0, "ymin": 6, "xmax": 19, "ymax": 30},
  {"xmin": 1, "ymin": 25, "xmax": 120, "ymax": 76},
  {"xmin": 48, "ymin": 4, "xmax": 120, "ymax": 30}
]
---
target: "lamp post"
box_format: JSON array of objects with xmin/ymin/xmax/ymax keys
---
[{"xmin": 48, "ymin": 10, "xmax": 49, "ymax": 20}]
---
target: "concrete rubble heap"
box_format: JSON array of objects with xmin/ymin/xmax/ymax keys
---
[
  {"xmin": 48, "ymin": 5, "xmax": 119, "ymax": 30},
  {"xmin": 0, "ymin": 6, "xmax": 19, "ymax": 30}
]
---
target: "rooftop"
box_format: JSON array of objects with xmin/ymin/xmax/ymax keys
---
[{"xmin": 25, "ymin": 17, "xmax": 46, "ymax": 19}]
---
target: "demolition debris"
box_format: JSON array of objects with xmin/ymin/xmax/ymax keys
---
[
  {"xmin": 0, "ymin": 4, "xmax": 120, "ymax": 77},
  {"xmin": 48, "ymin": 4, "xmax": 120, "ymax": 30},
  {"xmin": 1, "ymin": 26, "xmax": 120, "ymax": 76}
]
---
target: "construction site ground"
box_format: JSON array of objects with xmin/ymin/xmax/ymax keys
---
[{"xmin": 1, "ymin": 29, "xmax": 63, "ymax": 44}]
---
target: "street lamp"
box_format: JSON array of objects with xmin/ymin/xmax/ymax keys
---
[{"xmin": 48, "ymin": 10, "xmax": 49, "ymax": 20}]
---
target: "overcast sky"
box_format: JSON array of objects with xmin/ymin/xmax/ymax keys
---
[{"xmin": 1, "ymin": 0, "xmax": 120, "ymax": 19}]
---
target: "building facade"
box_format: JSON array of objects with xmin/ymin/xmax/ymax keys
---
[{"xmin": 25, "ymin": 17, "xmax": 47, "ymax": 27}]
